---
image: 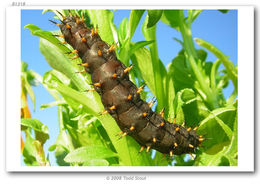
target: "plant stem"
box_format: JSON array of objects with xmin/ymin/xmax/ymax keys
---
[
  {"xmin": 142, "ymin": 18, "xmax": 165, "ymax": 111},
  {"xmin": 178, "ymin": 11, "xmax": 219, "ymax": 110}
]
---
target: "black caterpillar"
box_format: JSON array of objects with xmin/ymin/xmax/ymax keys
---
[{"xmin": 51, "ymin": 11, "xmax": 204, "ymax": 157}]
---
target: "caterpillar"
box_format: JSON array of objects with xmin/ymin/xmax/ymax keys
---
[{"xmin": 50, "ymin": 11, "xmax": 204, "ymax": 158}]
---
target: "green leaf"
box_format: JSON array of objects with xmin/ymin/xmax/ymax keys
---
[
  {"xmin": 64, "ymin": 145, "xmax": 118, "ymax": 163},
  {"xmin": 25, "ymin": 24, "xmax": 69, "ymax": 53},
  {"xmin": 173, "ymin": 89, "xmax": 196, "ymax": 124},
  {"xmin": 54, "ymin": 145, "xmax": 70, "ymax": 166},
  {"xmin": 48, "ymin": 144, "xmax": 57, "ymax": 152},
  {"xmin": 22, "ymin": 132, "xmax": 47, "ymax": 166},
  {"xmin": 118, "ymin": 17, "xmax": 129, "ymax": 46},
  {"xmin": 26, "ymin": 25, "xmax": 90, "ymax": 93},
  {"xmin": 83, "ymin": 159, "xmax": 109, "ymax": 166},
  {"xmin": 195, "ymin": 111, "xmax": 237, "ymax": 167},
  {"xmin": 194, "ymin": 38, "xmax": 237, "ymax": 93},
  {"xmin": 22, "ymin": 132, "xmax": 40, "ymax": 166},
  {"xmin": 197, "ymin": 106, "xmax": 236, "ymax": 149},
  {"xmin": 197, "ymin": 60, "xmax": 213, "ymax": 88},
  {"xmin": 210, "ymin": 59, "xmax": 221, "ymax": 91},
  {"xmin": 180, "ymin": 88, "xmax": 197, "ymax": 104},
  {"xmin": 214, "ymin": 116, "xmax": 233, "ymax": 140},
  {"xmin": 165, "ymin": 70, "xmax": 176, "ymax": 119},
  {"xmin": 197, "ymin": 49, "xmax": 207, "ymax": 62},
  {"xmin": 76, "ymin": 119, "xmax": 107, "ymax": 147},
  {"xmin": 43, "ymin": 71, "xmax": 101, "ymax": 115},
  {"xmin": 188, "ymin": 10, "xmax": 203, "ymax": 23},
  {"xmin": 86, "ymin": 10, "xmax": 115, "ymax": 45},
  {"xmin": 129, "ymin": 40, "xmax": 154, "ymax": 56},
  {"xmin": 147, "ymin": 10, "xmax": 163, "ymax": 28},
  {"xmin": 49, "ymin": 106, "xmax": 75, "ymax": 166},
  {"xmin": 21, "ymin": 118, "xmax": 49, "ymax": 144},
  {"xmin": 117, "ymin": 10, "xmax": 145, "ymax": 64},
  {"xmin": 24, "ymin": 24, "xmax": 41, "ymax": 33},
  {"xmin": 167, "ymin": 55, "xmax": 194, "ymax": 92},
  {"xmin": 21, "ymin": 61, "xmax": 28, "ymax": 72},
  {"xmin": 40, "ymin": 100, "xmax": 67, "ymax": 109},
  {"xmin": 21, "ymin": 61, "xmax": 39, "ymax": 111},
  {"xmin": 24, "ymin": 81, "xmax": 36, "ymax": 110},
  {"xmin": 116, "ymin": 10, "xmax": 145, "ymax": 68},
  {"xmin": 195, "ymin": 142, "xmax": 230, "ymax": 166},
  {"xmin": 42, "ymin": 9, "xmax": 67, "ymax": 20},
  {"xmin": 131, "ymin": 47, "xmax": 156, "ymax": 95},
  {"xmin": 128, "ymin": 10, "xmax": 145, "ymax": 40},
  {"xmin": 218, "ymin": 10, "xmax": 229, "ymax": 14},
  {"xmin": 39, "ymin": 38, "xmax": 91, "ymax": 91},
  {"xmin": 161, "ymin": 10, "xmax": 181, "ymax": 31}
]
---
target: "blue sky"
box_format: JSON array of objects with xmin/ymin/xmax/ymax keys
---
[{"xmin": 21, "ymin": 9, "xmax": 237, "ymax": 166}]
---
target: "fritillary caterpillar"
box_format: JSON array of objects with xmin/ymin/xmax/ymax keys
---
[{"xmin": 50, "ymin": 10, "xmax": 204, "ymax": 158}]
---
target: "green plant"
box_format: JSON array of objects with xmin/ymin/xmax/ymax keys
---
[
  {"xmin": 23, "ymin": 9, "xmax": 237, "ymax": 166},
  {"xmin": 21, "ymin": 61, "xmax": 50, "ymax": 166}
]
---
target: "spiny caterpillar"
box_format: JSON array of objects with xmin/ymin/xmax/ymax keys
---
[{"xmin": 50, "ymin": 10, "xmax": 204, "ymax": 158}]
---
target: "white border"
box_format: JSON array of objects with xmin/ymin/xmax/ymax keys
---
[{"xmin": 6, "ymin": 6, "xmax": 254, "ymax": 172}]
